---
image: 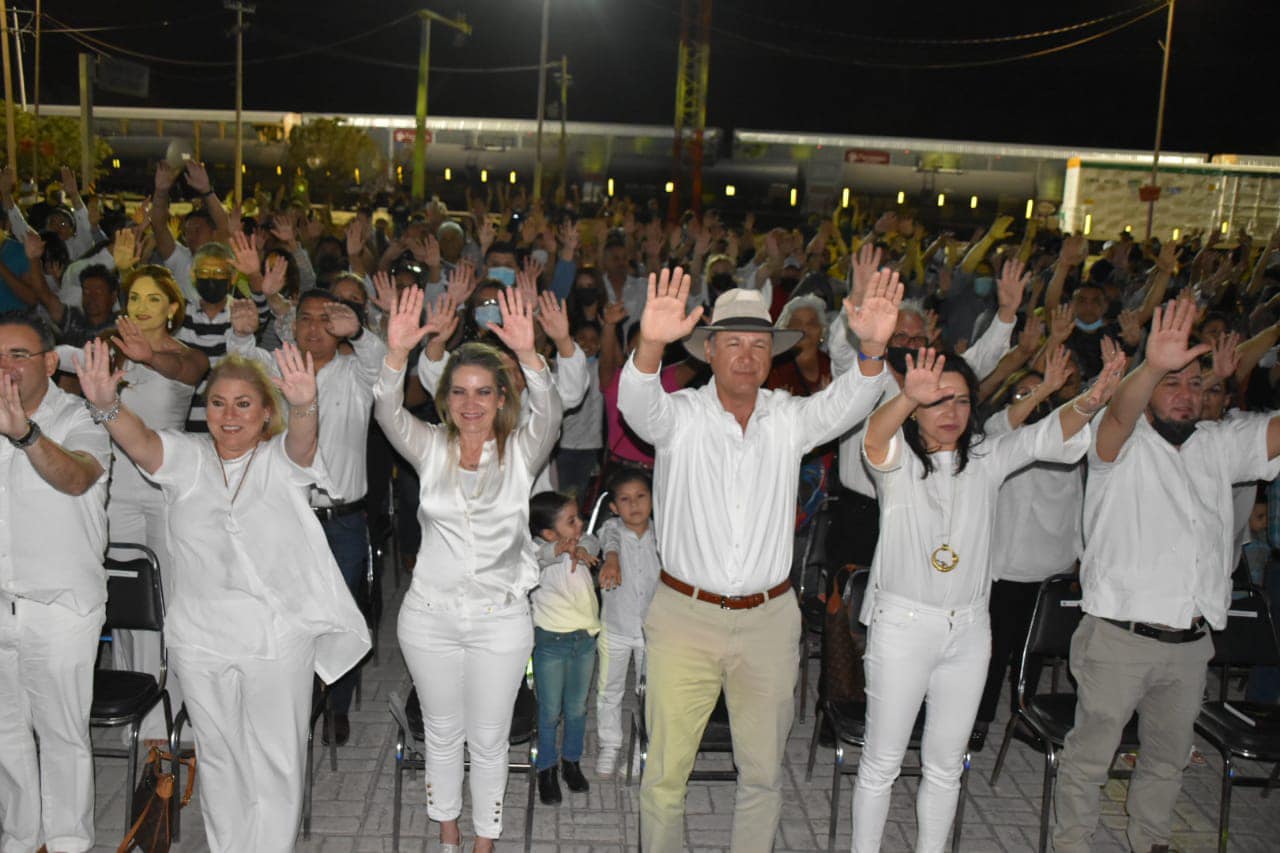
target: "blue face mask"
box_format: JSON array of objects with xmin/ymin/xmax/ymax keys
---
[
  {"xmin": 1075, "ymin": 317, "xmax": 1105, "ymax": 333},
  {"xmin": 487, "ymin": 266, "xmax": 516, "ymax": 287},
  {"xmin": 973, "ymin": 276, "xmax": 995, "ymax": 297},
  {"xmin": 474, "ymin": 303, "xmax": 503, "ymax": 329}
]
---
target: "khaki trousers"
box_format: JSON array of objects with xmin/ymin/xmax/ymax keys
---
[
  {"xmin": 1052, "ymin": 615, "xmax": 1213, "ymax": 853},
  {"xmin": 639, "ymin": 583, "xmax": 801, "ymax": 853}
]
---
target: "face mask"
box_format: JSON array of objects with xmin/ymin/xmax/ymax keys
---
[
  {"xmin": 709, "ymin": 272, "xmax": 736, "ymax": 295},
  {"xmin": 1150, "ymin": 413, "xmax": 1197, "ymax": 446},
  {"xmin": 530, "ymin": 248, "xmax": 550, "ymax": 267},
  {"xmin": 195, "ymin": 277, "xmax": 230, "ymax": 304},
  {"xmin": 973, "ymin": 276, "xmax": 995, "ymax": 297},
  {"xmin": 885, "ymin": 346, "xmax": 913, "ymax": 376},
  {"xmin": 488, "ymin": 266, "xmax": 516, "ymax": 287},
  {"xmin": 586, "ymin": 354, "xmax": 599, "ymax": 365},
  {"xmin": 575, "ymin": 288, "xmax": 600, "ymax": 307},
  {"xmin": 474, "ymin": 303, "xmax": 503, "ymax": 329},
  {"xmin": 1075, "ymin": 317, "xmax": 1105, "ymax": 333}
]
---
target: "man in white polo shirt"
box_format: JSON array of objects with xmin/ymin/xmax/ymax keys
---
[
  {"xmin": 0, "ymin": 313, "xmax": 110, "ymax": 853},
  {"xmin": 619, "ymin": 266, "xmax": 901, "ymax": 852},
  {"xmin": 1053, "ymin": 298, "xmax": 1280, "ymax": 853}
]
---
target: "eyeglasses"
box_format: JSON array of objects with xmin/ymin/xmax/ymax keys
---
[
  {"xmin": 0, "ymin": 349, "xmax": 50, "ymax": 364},
  {"xmin": 889, "ymin": 332, "xmax": 929, "ymax": 348}
]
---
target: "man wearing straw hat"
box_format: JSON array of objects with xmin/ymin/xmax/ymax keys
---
[{"xmin": 619, "ymin": 266, "xmax": 903, "ymax": 851}]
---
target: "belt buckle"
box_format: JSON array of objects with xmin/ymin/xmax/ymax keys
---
[{"xmin": 720, "ymin": 595, "xmax": 731, "ymax": 610}]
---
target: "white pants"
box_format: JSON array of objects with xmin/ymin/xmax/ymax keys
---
[
  {"xmin": 851, "ymin": 592, "xmax": 990, "ymax": 853},
  {"xmin": 595, "ymin": 629, "xmax": 645, "ymax": 753},
  {"xmin": 0, "ymin": 597, "xmax": 102, "ymax": 853},
  {"xmin": 170, "ymin": 639, "xmax": 315, "ymax": 853},
  {"xmin": 109, "ymin": 489, "xmax": 183, "ymax": 741},
  {"xmin": 398, "ymin": 599, "xmax": 533, "ymax": 840}
]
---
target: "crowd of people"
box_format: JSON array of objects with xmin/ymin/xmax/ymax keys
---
[{"xmin": 0, "ymin": 155, "xmax": 1277, "ymax": 853}]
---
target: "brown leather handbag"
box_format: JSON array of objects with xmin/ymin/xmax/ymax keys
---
[{"xmin": 117, "ymin": 747, "xmax": 197, "ymax": 853}]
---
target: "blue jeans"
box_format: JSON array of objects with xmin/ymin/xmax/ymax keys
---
[
  {"xmin": 532, "ymin": 627, "xmax": 596, "ymax": 770},
  {"xmin": 321, "ymin": 512, "xmax": 370, "ymax": 714}
]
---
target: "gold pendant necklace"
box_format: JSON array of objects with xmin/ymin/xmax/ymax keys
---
[
  {"xmin": 217, "ymin": 442, "xmax": 260, "ymax": 505},
  {"xmin": 929, "ymin": 456, "xmax": 960, "ymax": 574}
]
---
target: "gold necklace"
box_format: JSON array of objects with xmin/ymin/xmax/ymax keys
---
[
  {"xmin": 929, "ymin": 457, "xmax": 961, "ymax": 573},
  {"xmin": 216, "ymin": 442, "xmax": 260, "ymax": 505}
]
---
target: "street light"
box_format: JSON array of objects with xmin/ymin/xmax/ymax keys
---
[{"xmin": 413, "ymin": 10, "xmax": 472, "ymax": 203}]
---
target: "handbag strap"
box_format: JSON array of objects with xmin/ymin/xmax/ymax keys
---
[{"xmin": 115, "ymin": 749, "xmax": 173, "ymax": 853}]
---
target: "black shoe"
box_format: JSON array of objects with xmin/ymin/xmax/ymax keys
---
[
  {"xmin": 561, "ymin": 759, "xmax": 590, "ymax": 793},
  {"xmin": 817, "ymin": 715, "xmax": 836, "ymax": 748},
  {"xmin": 538, "ymin": 767, "xmax": 562, "ymax": 804},
  {"xmin": 333, "ymin": 713, "xmax": 351, "ymax": 746},
  {"xmin": 968, "ymin": 721, "xmax": 989, "ymax": 753}
]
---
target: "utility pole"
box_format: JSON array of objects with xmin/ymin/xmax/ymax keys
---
[
  {"xmin": 1143, "ymin": 0, "xmax": 1176, "ymax": 240},
  {"xmin": 225, "ymin": 1, "xmax": 255, "ymax": 205},
  {"xmin": 77, "ymin": 53, "xmax": 90, "ymax": 190},
  {"xmin": 412, "ymin": 9, "xmax": 471, "ymax": 204},
  {"xmin": 554, "ymin": 55, "xmax": 570, "ymax": 203},
  {"xmin": 32, "ymin": 0, "xmax": 38, "ymax": 180},
  {"xmin": 532, "ymin": 0, "xmax": 550, "ymax": 202},
  {"xmin": 0, "ymin": 0, "xmax": 16, "ymax": 173}
]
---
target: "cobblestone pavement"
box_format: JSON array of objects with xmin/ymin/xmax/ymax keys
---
[{"xmin": 86, "ymin": 575, "xmax": 1278, "ymax": 852}]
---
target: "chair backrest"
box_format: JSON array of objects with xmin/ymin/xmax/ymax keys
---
[
  {"xmin": 104, "ymin": 542, "xmax": 164, "ymax": 633},
  {"xmin": 1210, "ymin": 587, "xmax": 1280, "ymax": 668},
  {"xmin": 844, "ymin": 568, "xmax": 870, "ymax": 635},
  {"xmin": 794, "ymin": 496, "xmax": 838, "ymax": 598},
  {"xmin": 1015, "ymin": 573, "xmax": 1083, "ymax": 705},
  {"xmin": 587, "ymin": 490, "xmax": 611, "ymax": 534}
]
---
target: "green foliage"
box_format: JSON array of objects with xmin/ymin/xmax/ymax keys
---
[
  {"xmin": 287, "ymin": 117, "xmax": 382, "ymax": 201},
  {"xmin": 0, "ymin": 104, "xmax": 113, "ymax": 183}
]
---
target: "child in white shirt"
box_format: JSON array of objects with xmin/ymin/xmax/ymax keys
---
[
  {"xmin": 530, "ymin": 491, "xmax": 600, "ymax": 804},
  {"xmin": 594, "ymin": 467, "xmax": 662, "ymax": 777}
]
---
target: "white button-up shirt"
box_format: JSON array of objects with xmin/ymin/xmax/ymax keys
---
[
  {"xmin": 226, "ymin": 330, "xmax": 387, "ymax": 505},
  {"xmin": 374, "ymin": 358, "xmax": 562, "ymax": 610},
  {"xmin": 862, "ymin": 411, "xmax": 1089, "ymax": 619},
  {"xmin": 985, "ymin": 409, "xmax": 1085, "ymax": 583},
  {"xmin": 0, "ymin": 381, "xmax": 110, "ymax": 616},
  {"xmin": 618, "ymin": 353, "xmax": 893, "ymax": 595},
  {"xmin": 1081, "ymin": 411, "xmax": 1280, "ymax": 630},
  {"xmin": 598, "ymin": 516, "xmax": 663, "ymax": 640}
]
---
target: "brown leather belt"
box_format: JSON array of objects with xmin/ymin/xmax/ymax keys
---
[{"xmin": 659, "ymin": 570, "xmax": 791, "ymax": 610}]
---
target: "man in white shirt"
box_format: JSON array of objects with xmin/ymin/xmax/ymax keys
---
[
  {"xmin": 1053, "ymin": 299, "xmax": 1280, "ymax": 853},
  {"xmin": 618, "ymin": 268, "xmax": 901, "ymax": 852},
  {"xmin": 0, "ymin": 313, "xmax": 110, "ymax": 853},
  {"xmin": 228, "ymin": 289, "xmax": 386, "ymax": 744}
]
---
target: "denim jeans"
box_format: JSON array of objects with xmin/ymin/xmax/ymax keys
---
[
  {"xmin": 532, "ymin": 627, "xmax": 597, "ymax": 770},
  {"xmin": 320, "ymin": 512, "xmax": 370, "ymax": 714}
]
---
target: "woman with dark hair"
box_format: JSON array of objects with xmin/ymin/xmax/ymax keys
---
[
  {"xmin": 848, "ymin": 342, "xmax": 1125, "ymax": 853},
  {"xmin": 565, "ymin": 266, "xmax": 608, "ymax": 330},
  {"xmin": 374, "ymin": 284, "xmax": 562, "ymax": 853}
]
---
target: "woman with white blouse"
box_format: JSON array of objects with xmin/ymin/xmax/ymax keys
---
[
  {"xmin": 374, "ymin": 285, "xmax": 562, "ymax": 853},
  {"xmin": 850, "ymin": 342, "xmax": 1125, "ymax": 852},
  {"xmin": 74, "ymin": 340, "xmax": 370, "ymax": 853}
]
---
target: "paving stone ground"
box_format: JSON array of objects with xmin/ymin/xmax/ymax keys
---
[{"xmin": 86, "ymin": 570, "xmax": 1278, "ymax": 852}]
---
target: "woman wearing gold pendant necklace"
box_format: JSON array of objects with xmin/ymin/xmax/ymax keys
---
[
  {"xmin": 850, "ymin": 263, "xmax": 1128, "ymax": 853},
  {"xmin": 73, "ymin": 339, "xmax": 371, "ymax": 853}
]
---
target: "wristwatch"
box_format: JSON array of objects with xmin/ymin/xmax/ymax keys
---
[{"xmin": 9, "ymin": 419, "xmax": 40, "ymax": 450}]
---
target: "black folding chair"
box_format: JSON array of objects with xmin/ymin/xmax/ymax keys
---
[
  {"xmin": 804, "ymin": 569, "xmax": 971, "ymax": 853},
  {"xmin": 92, "ymin": 543, "xmax": 174, "ymax": 831},
  {"xmin": 987, "ymin": 573, "xmax": 1141, "ymax": 853},
  {"xmin": 301, "ymin": 678, "xmax": 339, "ymax": 839},
  {"xmin": 1194, "ymin": 587, "xmax": 1280, "ymax": 853},
  {"xmin": 389, "ymin": 675, "xmax": 538, "ymax": 852},
  {"xmin": 794, "ymin": 496, "xmax": 837, "ymax": 723}
]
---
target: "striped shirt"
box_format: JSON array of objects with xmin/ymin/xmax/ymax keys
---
[{"xmin": 177, "ymin": 294, "xmax": 270, "ymax": 432}]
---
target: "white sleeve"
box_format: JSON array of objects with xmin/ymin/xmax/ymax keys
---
[
  {"xmin": 554, "ymin": 343, "xmax": 589, "ymax": 410},
  {"xmin": 415, "ymin": 348, "xmax": 448, "ymax": 399},
  {"xmin": 961, "ymin": 315, "xmax": 1014, "ymax": 380}
]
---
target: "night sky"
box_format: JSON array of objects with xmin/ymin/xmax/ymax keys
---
[{"xmin": 30, "ymin": 0, "xmax": 1280, "ymax": 156}]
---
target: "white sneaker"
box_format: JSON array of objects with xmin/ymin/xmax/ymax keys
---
[{"xmin": 596, "ymin": 748, "xmax": 618, "ymax": 778}]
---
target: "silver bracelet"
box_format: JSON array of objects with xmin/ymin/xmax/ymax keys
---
[
  {"xmin": 1072, "ymin": 399, "xmax": 1101, "ymax": 418},
  {"xmin": 85, "ymin": 397, "xmax": 121, "ymax": 425},
  {"xmin": 292, "ymin": 400, "xmax": 319, "ymax": 418}
]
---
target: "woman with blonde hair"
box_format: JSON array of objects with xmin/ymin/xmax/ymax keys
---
[
  {"xmin": 374, "ymin": 285, "xmax": 562, "ymax": 853},
  {"xmin": 74, "ymin": 342, "xmax": 370, "ymax": 853}
]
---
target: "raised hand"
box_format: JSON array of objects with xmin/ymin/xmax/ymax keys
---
[
  {"xmin": 271, "ymin": 342, "xmax": 317, "ymax": 409},
  {"xmin": 849, "ymin": 242, "xmax": 883, "ymax": 307},
  {"xmin": 1118, "ymin": 309, "xmax": 1143, "ymax": 347},
  {"xmin": 638, "ymin": 266, "xmax": 703, "ymax": 346},
  {"xmin": 536, "ymin": 291, "xmax": 570, "ymax": 345},
  {"xmin": 989, "ymin": 215, "xmax": 1015, "ymax": 241},
  {"xmin": 229, "ymin": 230, "xmax": 261, "ymax": 278},
  {"xmin": 1017, "ymin": 312, "xmax": 1045, "ymax": 356},
  {"xmin": 60, "ymin": 165, "xmax": 81, "ymax": 201},
  {"xmin": 1080, "ymin": 340, "xmax": 1126, "ymax": 411},
  {"xmin": 1145, "ymin": 299, "xmax": 1211, "ymax": 374},
  {"xmin": 1059, "ymin": 234, "xmax": 1088, "ymax": 267},
  {"xmin": 386, "ymin": 286, "xmax": 429, "ymax": 362},
  {"xmin": 996, "ymin": 257, "xmax": 1030, "ymax": 317},
  {"xmin": 270, "ymin": 215, "xmax": 296, "ymax": 248},
  {"xmin": 845, "ymin": 268, "xmax": 902, "ymax": 353},
  {"xmin": 112, "ymin": 227, "xmax": 143, "ymax": 272},
  {"xmin": 345, "ymin": 217, "xmax": 369, "ymax": 258},
  {"xmin": 1048, "ymin": 303, "xmax": 1075, "ymax": 345},
  {"xmin": 423, "ymin": 293, "xmax": 459, "ymax": 340},
  {"xmin": 324, "ymin": 301, "xmax": 362, "ymax": 339},
  {"xmin": 488, "ymin": 285, "xmax": 537, "ymax": 360},
  {"xmin": 445, "ymin": 261, "xmax": 477, "ymax": 304},
  {"xmin": 902, "ymin": 348, "xmax": 952, "ymax": 407},
  {"xmin": 260, "ymin": 254, "xmax": 288, "ymax": 297},
  {"xmin": 1041, "ymin": 344, "xmax": 1075, "ymax": 393},
  {"xmin": 229, "ymin": 297, "xmax": 261, "ymax": 336},
  {"xmin": 185, "ymin": 161, "xmax": 212, "ymax": 195},
  {"xmin": 478, "ymin": 219, "xmax": 496, "ymax": 256},
  {"xmin": 22, "ymin": 230, "xmax": 44, "ymax": 261},
  {"xmin": 371, "ymin": 271, "xmax": 396, "ymax": 314},
  {"xmin": 422, "ymin": 234, "xmax": 441, "ymax": 270},
  {"xmin": 602, "ymin": 301, "xmax": 628, "ymax": 328},
  {"xmin": 112, "ymin": 317, "xmax": 155, "ymax": 364},
  {"xmin": 0, "ymin": 372, "xmax": 29, "ymax": 439},
  {"xmin": 1211, "ymin": 331, "xmax": 1242, "ymax": 380},
  {"xmin": 73, "ymin": 339, "xmax": 126, "ymax": 411},
  {"xmin": 154, "ymin": 162, "xmax": 176, "ymax": 197}
]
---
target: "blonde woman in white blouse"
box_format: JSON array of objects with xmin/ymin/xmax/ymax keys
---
[
  {"xmin": 74, "ymin": 340, "xmax": 371, "ymax": 853},
  {"xmin": 374, "ymin": 285, "xmax": 562, "ymax": 853},
  {"xmin": 851, "ymin": 341, "xmax": 1125, "ymax": 853}
]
